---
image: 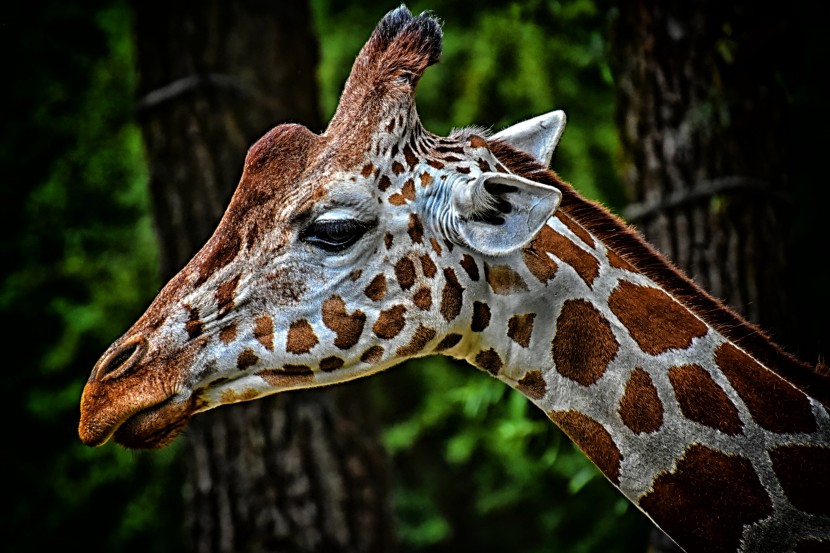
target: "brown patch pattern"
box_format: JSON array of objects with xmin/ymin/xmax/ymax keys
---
[
  {"xmin": 413, "ymin": 287, "xmax": 432, "ymax": 310},
  {"xmin": 440, "ymin": 267, "xmax": 464, "ymax": 322},
  {"xmin": 507, "ymin": 313, "xmax": 536, "ymax": 348},
  {"xmin": 237, "ymin": 349, "xmax": 259, "ymax": 370},
  {"xmin": 469, "ymin": 135, "xmax": 488, "ymax": 149},
  {"xmin": 319, "ymin": 356, "xmax": 345, "ymax": 372},
  {"xmin": 419, "ymin": 171, "xmax": 433, "ymax": 186},
  {"xmin": 361, "ymin": 345, "xmax": 384, "ymax": 363},
  {"xmin": 384, "ymin": 232, "xmax": 394, "ymax": 249},
  {"xmin": 484, "ymin": 263, "xmax": 529, "ymax": 295},
  {"xmin": 429, "ymin": 237, "xmax": 442, "ymax": 255},
  {"xmin": 322, "ymin": 296, "xmax": 366, "ymax": 350},
  {"xmin": 185, "ymin": 305, "xmax": 203, "ymax": 340},
  {"xmin": 522, "ymin": 230, "xmax": 559, "ymax": 283},
  {"xmin": 459, "ymin": 254, "xmax": 480, "ymax": 281},
  {"xmin": 716, "ymin": 342, "xmax": 817, "ymax": 434},
  {"xmin": 608, "ymin": 281, "xmax": 708, "ymax": 355},
  {"xmin": 420, "ymin": 254, "xmax": 437, "ymax": 278},
  {"xmin": 286, "ymin": 319, "xmax": 319, "ymax": 354},
  {"xmin": 552, "ymin": 299, "xmax": 619, "ymax": 386},
  {"xmin": 378, "ymin": 175, "xmax": 392, "ymax": 192},
  {"xmin": 361, "ymin": 163, "xmax": 374, "ymax": 177},
  {"xmin": 395, "ymin": 256, "xmax": 416, "ymax": 290},
  {"xmin": 607, "ymin": 249, "xmax": 635, "ymax": 271},
  {"xmin": 215, "ymin": 274, "xmax": 241, "ymax": 317},
  {"xmin": 434, "ymin": 334, "xmax": 462, "ymax": 351},
  {"xmin": 471, "ymin": 301, "xmax": 491, "ymax": 332},
  {"xmin": 639, "ymin": 444, "xmax": 772, "ymax": 553},
  {"xmin": 536, "ymin": 224, "xmax": 599, "ymax": 286},
  {"xmin": 475, "ymin": 348, "xmax": 503, "ymax": 376},
  {"xmin": 219, "ymin": 324, "xmax": 237, "ymax": 344},
  {"xmin": 668, "ymin": 364, "xmax": 743, "ymax": 435},
  {"xmin": 396, "ymin": 325, "xmax": 436, "ymax": 356},
  {"xmin": 253, "ymin": 315, "xmax": 274, "ymax": 351},
  {"xmin": 373, "ymin": 305, "xmax": 407, "ymax": 339},
  {"xmin": 770, "ymin": 444, "xmax": 830, "ymax": 517},
  {"xmin": 517, "ymin": 370, "xmax": 546, "ymax": 400},
  {"xmin": 408, "ymin": 213, "xmax": 424, "ymax": 244},
  {"xmin": 547, "ymin": 410, "xmax": 621, "ymax": 484},
  {"xmin": 618, "ymin": 367, "xmax": 663, "ymax": 434},
  {"xmin": 364, "ymin": 274, "xmax": 387, "ymax": 301},
  {"xmin": 559, "ymin": 213, "xmax": 595, "ymax": 248},
  {"xmin": 257, "ymin": 369, "xmax": 314, "ymax": 388}
]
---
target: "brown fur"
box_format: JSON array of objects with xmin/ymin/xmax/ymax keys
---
[{"xmin": 618, "ymin": 367, "xmax": 664, "ymax": 434}]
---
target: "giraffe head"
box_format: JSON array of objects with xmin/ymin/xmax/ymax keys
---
[{"xmin": 78, "ymin": 5, "xmax": 566, "ymax": 449}]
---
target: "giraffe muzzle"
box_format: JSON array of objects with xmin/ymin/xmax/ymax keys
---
[{"xmin": 78, "ymin": 334, "xmax": 199, "ymax": 449}]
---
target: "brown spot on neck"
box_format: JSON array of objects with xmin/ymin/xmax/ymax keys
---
[
  {"xmin": 547, "ymin": 410, "xmax": 621, "ymax": 484},
  {"xmin": 396, "ymin": 325, "xmax": 436, "ymax": 356},
  {"xmin": 413, "ymin": 286, "xmax": 432, "ymax": 310},
  {"xmin": 440, "ymin": 267, "xmax": 464, "ymax": 322},
  {"xmin": 609, "ymin": 281, "xmax": 708, "ymax": 355},
  {"xmin": 517, "ymin": 370, "xmax": 546, "ymax": 400},
  {"xmin": 407, "ymin": 213, "xmax": 424, "ymax": 244},
  {"xmin": 420, "ymin": 254, "xmax": 437, "ymax": 278},
  {"xmin": 553, "ymin": 299, "xmax": 618, "ymax": 386},
  {"xmin": 484, "ymin": 263, "xmax": 528, "ymax": 295},
  {"xmin": 474, "ymin": 348, "xmax": 503, "ymax": 376},
  {"xmin": 507, "ymin": 313, "xmax": 535, "ymax": 348},
  {"xmin": 770, "ymin": 445, "xmax": 830, "ymax": 517},
  {"xmin": 558, "ymin": 212, "xmax": 595, "ymax": 249},
  {"xmin": 716, "ymin": 342, "xmax": 817, "ymax": 434},
  {"xmin": 459, "ymin": 254, "xmax": 480, "ymax": 281},
  {"xmin": 668, "ymin": 364, "xmax": 743, "ymax": 435},
  {"xmin": 471, "ymin": 301, "xmax": 491, "ymax": 332},
  {"xmin": 360, "ymin": 345, "xmax": 384, "ymax": 363},
  {"xmin": 618, "ymin": 367, "xmax": 663, "ymax": 434},
  {"xmin": 639, "ymin": 444, "xmax": 772, "ymax": 553},
  {"xmin": 219, "ymin": 323, "xmax": 237, "ymax": 344}
]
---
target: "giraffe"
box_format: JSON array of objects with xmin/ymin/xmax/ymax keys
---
[{"xmin": 78, "ymin": 6, "xmax": 830, "ymax": 553}]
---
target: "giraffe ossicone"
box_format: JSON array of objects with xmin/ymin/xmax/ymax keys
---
[{"xmin": 78, "ymin": 5, "xmax": 830, "ymax": 553}]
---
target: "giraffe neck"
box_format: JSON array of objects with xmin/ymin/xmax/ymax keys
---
[{"xmin": 446, "ymin": 198, "xmax": 830, "ymax": 552}]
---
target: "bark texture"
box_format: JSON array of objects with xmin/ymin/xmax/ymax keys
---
[
  {"xmin": 611, "ymin": 0, "xmax": 796, "ymax": 337},
  {"xmin": 130, "ymin": 1, "xmax": 397, "ymax": 551}
]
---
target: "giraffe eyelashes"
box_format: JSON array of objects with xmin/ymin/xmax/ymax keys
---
[{"xmin": 301, "ymin": 218, "xmax": 375, "ymax": 252}]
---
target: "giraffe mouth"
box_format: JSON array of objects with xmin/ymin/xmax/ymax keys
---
[{"xmin": 111, "ymin": 394, "xmax": 198, "ymax": 449}]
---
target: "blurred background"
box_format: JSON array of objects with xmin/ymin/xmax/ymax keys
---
[{"xmin": 2, "ymin": 1, "xmax": 827, "ymax": 552}]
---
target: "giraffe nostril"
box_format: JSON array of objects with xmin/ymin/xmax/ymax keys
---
[{"xmin": 96, "ymin": 337, "xmax": 146, "ymax": 381}]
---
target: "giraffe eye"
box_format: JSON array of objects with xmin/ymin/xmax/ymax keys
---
[{"xmin": 302, "ymin": 218, "xmax": 372, "ymax": 252}]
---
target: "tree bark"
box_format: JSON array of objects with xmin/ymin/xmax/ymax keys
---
[
  {"xmin": 130, "ymin": 2, "xmax": 397, "ymax": 551},
  {"xmin": 610, "ymin": 1, "xmax": 805, "ymax": 551}
]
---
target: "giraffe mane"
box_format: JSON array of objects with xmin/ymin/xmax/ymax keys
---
[{"xmin": 489, "ymin": 138, "xmax": 830, "ymax": 409}]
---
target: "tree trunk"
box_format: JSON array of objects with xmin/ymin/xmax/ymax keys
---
[
  {"xmin": 130, "ymin": 2, "xmax": 397, "ymax": 551},
  {"xmin": 610, "ymin": 1, "xmax": 805, "ymax": 550}
]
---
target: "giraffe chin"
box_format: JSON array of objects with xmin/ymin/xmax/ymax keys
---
[{"xmin": 111, "ymin": 397, "xmax": 196, "ymax": 450}]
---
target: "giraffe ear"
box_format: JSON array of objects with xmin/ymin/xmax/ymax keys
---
[
  {"xmin": 452, "ymin": 172, "xmax": 561, "ymax": 256},
  {"xmin": 492, "ymin": 110, "xmax": 566, "ymax": 168}
]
